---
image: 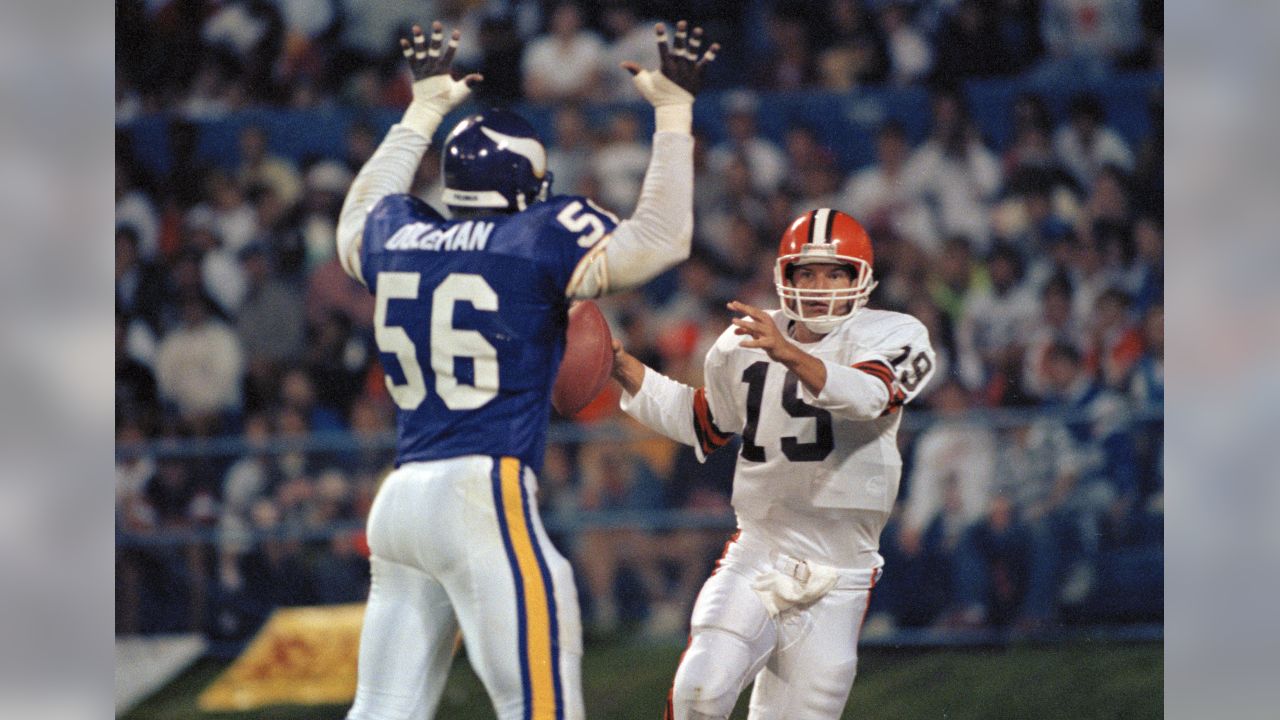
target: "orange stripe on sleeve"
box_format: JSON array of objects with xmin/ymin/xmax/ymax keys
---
[{"xmin": 692, "ymin": 387, "xmax": 733, "ymax": 456}]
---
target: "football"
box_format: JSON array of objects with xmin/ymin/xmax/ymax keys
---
[{"xmin": 552, "ymin": 301, "xmax": 614, "ymax": 417}]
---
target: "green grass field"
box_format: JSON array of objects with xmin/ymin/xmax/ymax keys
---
[{"xmin": 123, "ymin": 638, "xmax": 1161, "ymax": 719}]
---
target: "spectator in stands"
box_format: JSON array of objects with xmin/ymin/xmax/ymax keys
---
[
  {"xmin": 707, "ymin": 90, "xmax": 787, "ymax": 195},
  {"xmin": 305, "ymin": 251, "xmax": 374, "ymax": 332},
  {"xmin": 1125, "ymin": 215, "xmax": 1163, "ymax": 314},
  {"xmin": 591, "ymin": 110, "xmax": 649, "ymax": 215},
  {"xmin": 1083, "ymin": 166, "xmax": 1136, "ymax": 237},
  {"xmin": 1035, "ymin": 0, "xmax": 1143, "ymax": 85},
  {"xmin": 815, "ymin": 0, "xmax": 887, "ymax": 90},
  {"xmin": 1011, "ymin": 178, "xmax": 1076, "ymax": 289},
  {"xmin": 933, "ymin": 0, "xmax": 1007, "ymax": 80},
  {"xmin": 342, "ymin": 119, "xmax": 379, "ymax": 175},
  {"xmin": 116, "ymin": 312, "xmax": 158, "ymax": 426},
  {"xmin": 155, "ymin": 295, "xmax": 245, "ymax": 435},
  {"xmin": 546, "ymin": 106, "xmax": 595, "ymax": 197},
  {"xmin": 1129, "ymin": 304, "xmax": 1163, "ymax": 406},
  {"xmin": 1065, "ymin": 229, "xmax": 1124, "ymax": 326},
  {"xmin": 220, "ymin": 413, "xmax": 279, "ymax": 524},
  {"xmin": 116, "ymin": 421, "xmax": 157, "ymax": 528},
  {"xmin": 575, "ymin": 444, "xmax": 667, "ymax": 632},
  {"xmin": 956, "ymin": 243, "xmax": 1039, "ymax": 398},
  {"xmin": 236, "ymin": 124, "xmax": 302, "ymax": 207},
  {"xmin": 901, "ymin": 87, "xmax": 1002, "ymax": 252},
  {"xmin": 877, "ymin": 380, "xmax": 997, "ymax": 628},
  {"xmin": 951, "ymin": 413, "xmax": 1084, "ymax": 630},
  {"xmin": 183, "ymin": 206, "xmax": 249, "ymax": 318},
  {"xmin": 206, "ymin": 168, "xmax": 262, "ymax": 254},
  {"xmin": 754, "ymin": 8, "xmax": 814, "ymax": 90},
  {"xmin": 116, "ymin": 164, "xmax": 160, "ymax": 261},
  {"xmin": 1038, "ymin": 342, "xmax": 1139, "ymax": 605},
  {"xmin": 280, "ymin": 367, "xmax": 345, "ymax": 434},
  {"xmin": 345, "ymin": 394, "xmax": 393, "ymax": 476},
  {"xmin": 305, "ymin": 309, "xmax": 370, "ymax": 416},
  {"xmin": 779, "ymin": 124, "xmax": 843, "ymax": 214},
  {"xmin": 521, "ymin": 2, "xmax": 606, "ymax": 103},
  {"xmin": 1053, "ymin": 94, "xmax": 1135, "ymax": 190},
  {"xmin": 1002, "ymin": 98, "xmax": 1077, "ymax": 195},
  {"xmin": 178, "ymin": 58, "xmax": 241, "ymax": 120},
  {"xmin": 201, "ymin": 0, "xmax": 284, "ymax": 103},
  {"xmin": 695, "ymin": 155, "xmax": 768, "ymax": 260},
  {"xmin": 331, "ymin": 0, "xmax": 420, "ymax": 80},
  {"xmin": 300, "ymin": 160, "xmax": 352, "ymax": 267},
  {"xmin": 1023, "ymin": 274, "xmax": 1087, "ymax": 400},
  {"xmin": 601, "ymin": 1, "xmax": 660, "ymax": 102},
  {"xmin": 878, "ymin": 2, "xmax": 933, "ymax": 86},
  {"xmin": 145, "ymin": 458, "xmax": 199, "ymax": 528},
  {"xmin": 116, "ymin": 224, "xmax": 166, "ymax": 338},
  {"xmin": 928, "ymin": 235, "xmax": 988, "ymax": 325},
  {"xmin": 840, "ymin": 120, "xmax": 941, "ymax": 254},
  {"xmin": 239, "ymin": 495, "xmax": 315, "ymax": 608},
  {"xmin": 468, "ymin": 13, "xmax": 526, "ymax": 105},
  {"xmin": 235, "ymin": 241, "xmax": 306, "ymax": 371},
  {"xmin": 1085, "ymin": 288, "xmax": 1145, "ymax": 390}
]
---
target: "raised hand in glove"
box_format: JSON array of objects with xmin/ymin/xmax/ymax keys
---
[
  {"xmin": 399, "ymin": 21, "xmax": 484, "ymax": 138},
  {"xmin": 621, "ymin": 20, "xmax": 721, "ymax": 134}
]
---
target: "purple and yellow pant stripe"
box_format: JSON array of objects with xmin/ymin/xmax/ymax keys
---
[{"xmin": 491, "ymin": 457, "xmax": 563, "ymax": 720}]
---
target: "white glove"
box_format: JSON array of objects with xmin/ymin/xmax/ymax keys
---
[
  {"xmin": 401, "ymin": 73, "xmax": 474, "ymax": 139},
  {"xmin": 751, "ymin": 562, "xmax": 840, "ymax": 617},
  {"xmin": 630, "ymin": 69, "xmax": 694, "ymax": 134}
]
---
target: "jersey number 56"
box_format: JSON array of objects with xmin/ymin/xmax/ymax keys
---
[{"xmin": 374, "ymin": 271, "xmax": 499, "ymax": 411}]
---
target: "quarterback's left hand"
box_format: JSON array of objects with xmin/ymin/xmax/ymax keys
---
[{"xmin": 729, "ymin": 301, "xmax": 801, "ymax": 365}]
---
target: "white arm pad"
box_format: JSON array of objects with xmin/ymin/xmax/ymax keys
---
[
  {"xmin": 619, "ymin": 366, "xmax": 700, "ymax": 449},
  {"xmin": 798, "ymin": 359, "xmax": 893, "ymax": 420},
  {"xmin": 570, "ymin": 132, "xmax": 693, "ymax": 298},
  {"xmin": 335, "ymin": 124, "xmax": 430, "ymax": 285}
]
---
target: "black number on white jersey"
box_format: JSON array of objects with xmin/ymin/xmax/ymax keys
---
[
  {"xmin": 890, "ymin": 345, "xmax": 933, "ymax": 393},
  {"xmin": 741, "ymin": 361, "xmax": 768, "ymax": 461},
  {"xmin": 739, "ymin": 361, "xmax": 835, "ymax": 463}
]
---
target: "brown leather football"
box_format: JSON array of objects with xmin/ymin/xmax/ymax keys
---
[{"xmin": 552, "ymin": 301, "xmax": 613, "ymax": 417}]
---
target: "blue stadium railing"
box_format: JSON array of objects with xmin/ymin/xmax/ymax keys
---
[{"xmin": 116, "ymin": 403, "xmax": 1163, "ymax": 647}]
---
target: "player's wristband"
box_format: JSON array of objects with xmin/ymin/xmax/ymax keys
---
[
  {"xmin": 654, "ymin": 104, "xmax": 693, "ymax": 135},
  {"xmin": 401, "ymin": 103, "xmax": 445, "ymax": 140}
]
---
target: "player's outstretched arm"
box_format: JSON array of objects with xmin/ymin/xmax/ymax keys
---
[
  {"xmin": 335, "ymin": 21, "xmax": 481, "ymax": 284},
  {"xmin": 612, "ymin": 338, "xmax": 735, "ymax": 461},
  {"xmin": 571, "ymin": 21, "xmax": 720, "ymax": 297}
]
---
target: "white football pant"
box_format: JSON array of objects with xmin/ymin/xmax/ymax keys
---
[
  {"xmin": 347, "ymin": 456, "xmax": 584, "ymax": 720},
  {"xmin": 668, "ymin": 532, "xmax": 880, "ymax": 720}
]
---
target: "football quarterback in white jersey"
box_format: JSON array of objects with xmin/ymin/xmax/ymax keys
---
[{"xmin": 612, "ymin": 209, "xmax": 936, "ymax": 720}]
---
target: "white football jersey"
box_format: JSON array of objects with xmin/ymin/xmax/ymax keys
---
[{"xmin": 622, "ymin": 308, "xmax": 936, "ymax": 570}]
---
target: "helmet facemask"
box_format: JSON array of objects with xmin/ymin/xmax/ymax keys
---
[{"xmin": 774, "ymin": 249, "xmax": 877, "ymax": 334}]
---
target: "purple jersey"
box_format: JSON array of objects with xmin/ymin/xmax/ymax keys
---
[{"xmin": 360, "ymin": 193, "xmax": 616, "ymax": 472}]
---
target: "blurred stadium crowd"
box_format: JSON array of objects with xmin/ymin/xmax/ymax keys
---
[{"xmin": 116, "ymin": 0, "xmax": 1163, "ymax": 642}]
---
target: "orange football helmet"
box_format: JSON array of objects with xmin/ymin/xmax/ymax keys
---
[{"xmin": 774, "ymin": 208, "xmax": 878, "ymax": 331}]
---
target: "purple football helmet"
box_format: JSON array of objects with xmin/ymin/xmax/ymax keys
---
[{"xmin": 441, "ymin": 109, "xmax": 553, "ymax": 212}]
